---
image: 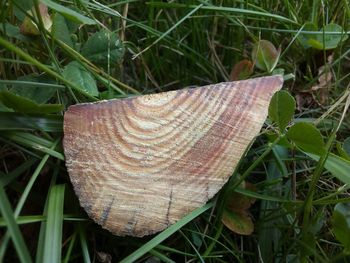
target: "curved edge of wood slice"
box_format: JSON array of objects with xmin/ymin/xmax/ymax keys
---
[{"xmin": 63, "ymin": 75, "xmax": 284, "ymax": 237}]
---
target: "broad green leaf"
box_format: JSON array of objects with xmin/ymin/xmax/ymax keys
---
[
  {"xmin": 287, "ymin": 122, "xmax": 325, "ymax": 155},
  {"xmin": 306, "ymin": 152, "xmax": 350, "ymax": 185},
  {"xmin": 62, "ymin": 61, "xmax": 98, "ymax": 97},
  {"xmin": 252, "ymin": 40, "xmax": 281, "ymax": 72},
  {"xmin": 313, "ymin": 24, "xmax": 348, "ymax": 50},
  {"xmin": 268, "ymin": 90, "xmax": 295, "ymax": 132},
  {"xmin": 81, "ymin": 29, "xmax": 125, "ymax": 64},
  {"xmin": 298, "ymin": 23, "xmax": 348, "ymax": 50},
  {"xmin": 52, "ymin": 13, "xmax": 73, "ymax": 48},
  {"xmin": 41, "ymin": 0, "xmax": 96, "ymax": 25},
  {"xmin": 10, "ymin": 74, "xmax": 59, "ymax": 104},
  {"xmin": 12, "ymin": 0, "xmax": 33, "ymax": 21},
  {"xmin": 294, "ymin": 117, "xmax": 338, "ymax": 131},
  {"xmin": 43, "ymin": 184, "xmax": 65, "ymax": 263},
  {"xmin": 0, "ymin": 23, "xmax": 30, "ymax": 42},
  {"xmin": 307, "ymin": 38, "xmax": 324, "ymax": 50},
  {"xmin": 297, "ymin": 22, "xmax": 318, "ymax": 49},
  {"xmin": 332, "ymin": 203, "xmax": 350, "ymax": 254},
  {"xmin": 0, "ymin": 91, "xmax": 63, "ymax": 114}
]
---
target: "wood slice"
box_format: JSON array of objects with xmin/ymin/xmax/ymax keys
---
[{"xmin": 63, "ymin": 76, "xmax": 283, "ymax": 237}]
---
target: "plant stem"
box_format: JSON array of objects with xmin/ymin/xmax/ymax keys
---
[
  {"xmin": 203, "ymin": 135, "xmax": 282, "ymax": 258},
  {"xmin": 231, "ymin": 135, "xmax": 282, "ymax": 190},
  {"xmin": 0, "ymin": 36, "xmax": 97, "ymax": 102}
]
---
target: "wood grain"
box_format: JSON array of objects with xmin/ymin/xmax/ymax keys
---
[{"xmin": 63, "ymin": 76, "xmax": 284, "ymax": 237}]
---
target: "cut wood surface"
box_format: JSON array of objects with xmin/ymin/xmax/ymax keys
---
[{"xmin": 63, "ymin": 76, "xmax": 284, "ymax": 237}]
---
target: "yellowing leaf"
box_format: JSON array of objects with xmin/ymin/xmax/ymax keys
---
[
  {"xmin": 222, "ymin": 208, "xmax": 254, "ymax": 235},
  {"xmin": 298, "ymin": 22, "xmax": 348, "ymax": 50},
  {"xmin": 252, "ymin": 40, "xmax": 281, "ymax": 72},
  {"xmin": 230, "ymin": 59, "xmax": 253, "ymax": 81},
  {"xmin": 222, "ymin": 182, "xmax": 256, "ymax": 235},
  {"xmin": 20, "ymin": 4, "xmax": 52, "ymax": 36}
]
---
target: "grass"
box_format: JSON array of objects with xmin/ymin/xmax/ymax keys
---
[{"xmin": 0, "ymin": 0, "xmax": 350, "ymax": 262}]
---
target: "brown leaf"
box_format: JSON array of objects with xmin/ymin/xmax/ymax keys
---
[
  {"xmin": 311, "ymin": 65, "xmax": 333, "ymax": 91},
  {"xmin": 226, "ymin": 182, "xmax": 256, "ymax": 212},
  {"xmin": 97, "ymin": 252, "xmax": 112, "ymax": 263},
  {"xmin": 20, "ymin": 4, "xmax": 52, "ymax": 36},
  {"xmin": 222, "ymin": 208, "xmax": 254, "ymax": 235},
  {"xmin": 221, "ymin": 181, "xmax": 256, "ymax": 235},
  {"xmin": 230, "ymin": 59, "xmax": 253, "ymax": 81},
  {"xmin": 309, "ymin": 54, "xmax": 333, "ymax": 104}
]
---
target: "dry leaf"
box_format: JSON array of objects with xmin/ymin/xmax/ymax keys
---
[
  {"xmin": 20, "ymin": 4, "xmax": 52, "ymax": 36},
  {"xmin": 230, "ymin": 59, "xmax": 254, "ymax": 81},
  {"xmin": 97, "ymin": 252, "xmax": 112, "ymax": 263},
  {"xmin": 221, "ymin": 182, "xmax": 256, "ymax": 235},
  {"xmin": 310, "ymin": 53, "xmax": 334, "ymax": 104}
]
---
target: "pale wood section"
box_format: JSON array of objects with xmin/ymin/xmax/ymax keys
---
[{"xmin": 63, "ymin": 76, "xmax": 284, "ymax": 236}]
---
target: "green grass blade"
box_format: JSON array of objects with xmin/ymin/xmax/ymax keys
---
[
  {"xmin": 0, "ymin": 139, "xmax": 60, "ymax": 261},
  {"xmin": 133, "ymin": 3, "xmax": 203, "ymax": 58},
  {"xmin": 36, "ymin": 160, "xmax": 60, "ymax": 263},
  {"xmin": 146, "ymin": 2, "xmax": 297, "ymax": 24},
  {"xmin": 0, "ymin": 184, "xmax": 32, "ymax": 263},
  {"xmin": 306, "ymin": 152, "xmax": 350, "ymax": 185},
  {"xmin": 0, "ymin": 215, "xmax": 45, "ymax": 226},
  {"xmin": 235, "ymin": 188, "xmax": 298, "ymax": 203},
  {"xmin": 0, "ymin": 36, "xmax": 97, "ymax": 101},
  {"xmin": 1, "ymin": 132, "xmax": 64, "ymax": 160},
  {"xmin": 42, "ymin": 184, "xmax": 65, "ymax": 263},
  {"xmin": 149, "ymin": 249, "xmax": 176, "ymax": 263},
  {"xmin": 78, "ymin": 223, "xmax": 91, "ymax": 263},
  {"xmin": 0, "ymin": 214, "xmax": 85, "ymax": 226},
  {"xmin": 120, "ymin": 202, "xmax": 213, "ymax": 263},
  {"xmin": 0, "ymin": 158, "xmax": 37, "ymax": 186},
  {"xmin": 179, "ymin": 230, "xmax": 204, "ymax": 263},
  {"xmin": 0, "ymin": 112, "xmax": 63, "ymax": 132},
  {"xmin": 63, "ymin": 231, "xmax": 78, "ymax": 263}
]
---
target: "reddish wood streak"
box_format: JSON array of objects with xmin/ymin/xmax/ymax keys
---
[{"xmin": 63, "ymin": 76, "xmax": 283, "ymax": 237}]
